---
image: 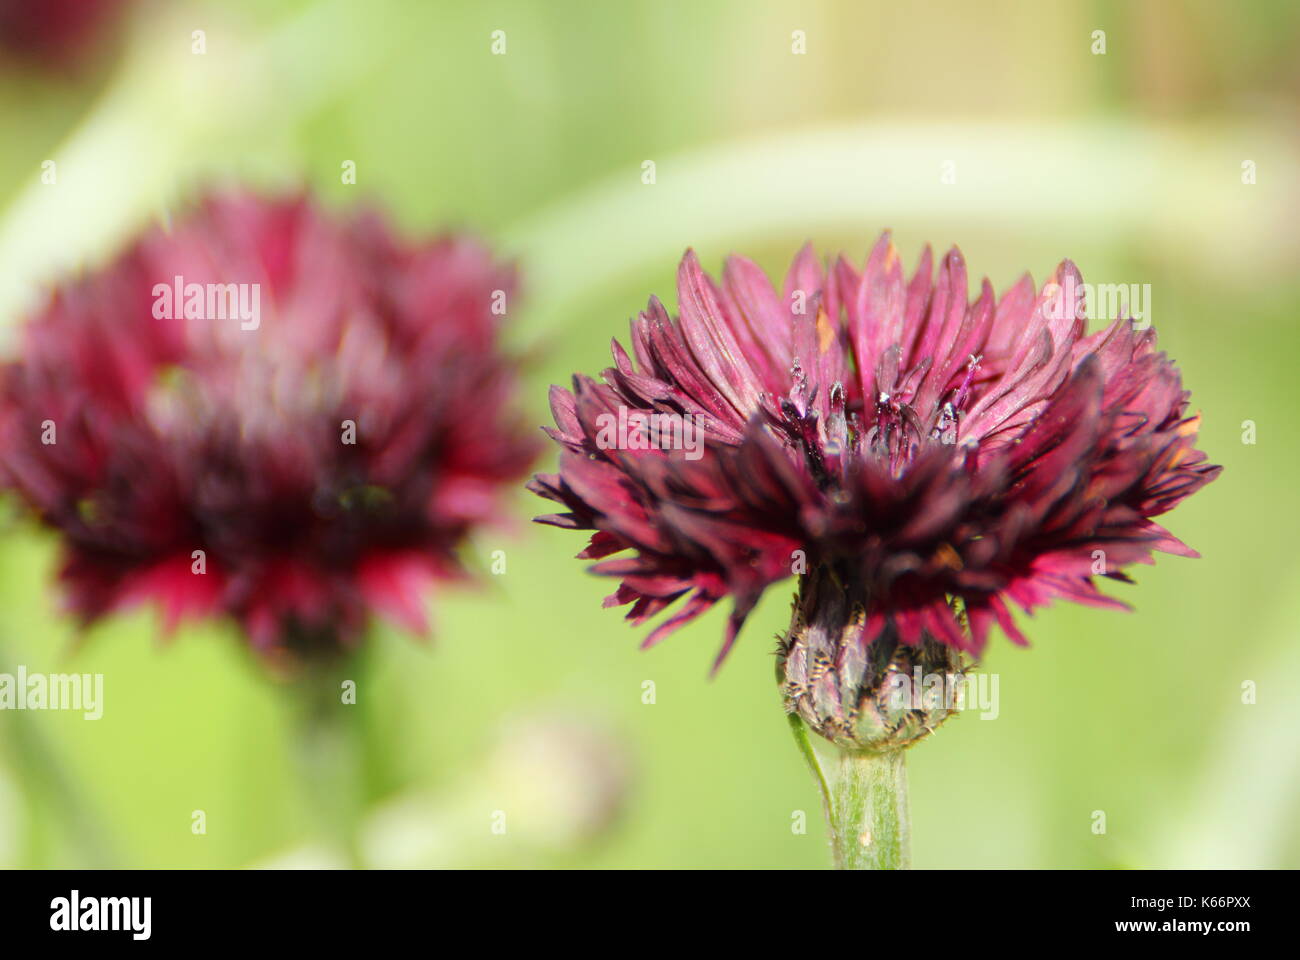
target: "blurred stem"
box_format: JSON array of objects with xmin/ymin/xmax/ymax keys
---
[
  {"xmin": 290, "ymin": 653, "xmax": 367, "ymax": 869},
  {"xmin": 7, "ymin": 710, "xmax": 116, "ymax": 867},
  {"xmin": 0, "ymin": 640, "xmax": 115, "ymax": 867}
]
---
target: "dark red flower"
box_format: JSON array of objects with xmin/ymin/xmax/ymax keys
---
[
  {"xmin": 0, "ymin": 191, "xmax": 538, "ymax": 664},
  {"xmin": 532, "ymin": 235, "xmax": 1220, "ymax": 679},
  {"xmin": 0, "ymin": 0, "xmax": 127, "ymax": 70}
]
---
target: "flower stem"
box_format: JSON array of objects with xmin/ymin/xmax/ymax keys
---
[
  {"xmin": 790, "ymin": 714, "xmax": 911, "ymax": 870},
  {"xmin": 827, "ymin": 747, "xmax": 910, "ymax": 870},
  {"xmin": 787, "ymin": 712, "xmax": 834, "ymax": 835},
  {"xmin": 290, "ymin": 657, "xmax": 366, "ymax": 868}
]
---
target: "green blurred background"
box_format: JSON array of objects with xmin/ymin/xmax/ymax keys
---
[{"xmin": 0, "ymin": 0, "xmax": 1297, "ymax": 869}]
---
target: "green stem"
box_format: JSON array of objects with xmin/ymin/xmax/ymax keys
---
[
  {"xmin": 290, "ymin": 657, "xmax": 366, "ymax": 868},
  {"xmin": 787, "ymin": 713, "xmax": 834, "ymax": 838},
  {"xmin": 827, "ymin": 748, "xmax": 910, "ymax": 870},
  {"xmin": 791, "ymin": 714, "xmax": 911, "ymax": 870},
  {"xmin": 7, "ymin": 708, "xmax": 117, "ymax": 867},
  {"xmin": 0, "ymin": 640, "xmax": 116, "ymax": 867}
]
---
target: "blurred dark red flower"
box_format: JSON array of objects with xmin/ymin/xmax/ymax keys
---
[
  {"xmin": 0, "ymin": 191, "xmax": 538, "ymax": 663},
  {"xmin": 0, "ymin": 0, "xmax": 127, "ymax": 69},
  {"xmin": 532, "ymin": 234, "xmax": 1220, "ymax": 676}
]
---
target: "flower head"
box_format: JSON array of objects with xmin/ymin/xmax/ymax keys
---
[
  {"xmin": 532, "ymin": 234, "xmax": 1219, "ymax": 735},
  {"xmin": 1, "ymin": 191, "xmax": 538, "ymax": 665},
  {"xmin": 0, "ymin": 0, "xmax": 127, "ymax": 69}
]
